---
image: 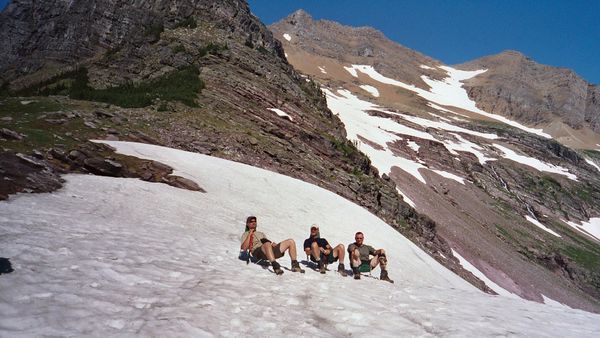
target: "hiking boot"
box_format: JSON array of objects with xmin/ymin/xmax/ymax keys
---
[
  {"xmin": 291, "ymin": 260, "xmax": 305, "ymax": 273},
  {"xmin": 352, "ymin": 266, "xmax": 361, "ymax": 280},
  {"xmin": 318, "ymin": 259, "xmax": 326, "ymax": 274},
  {"xmin": 271, "ymin": 261, "xmax": 284, "ymax": 275},
  {"xmin": 380, "ymin": 269, "xmax": 394, "ymax": 283},
  {"xmin": 337, "ymin": 263, "xmax": 348, "ymax": 277}
]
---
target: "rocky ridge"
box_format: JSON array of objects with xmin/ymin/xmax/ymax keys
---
[{"xmin": 459, "ymin": 51, "xmax": 600, "ymax": 134}]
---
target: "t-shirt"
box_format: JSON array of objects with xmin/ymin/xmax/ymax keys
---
[
  {"xmin": 348, "ymin": 243, "xmax": 376, "ymax": 262},
  {"xmin": 303, "ymin": 237, "xmax": 330, "ymax": 250},
  {"xmin": 240, "ymin": 230, "xmax": 269, "ymax": 252}
]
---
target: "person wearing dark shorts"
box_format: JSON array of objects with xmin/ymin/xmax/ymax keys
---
[
  {"xmin": 240, "ymin": 216, "xmax": 305, "ymax": 275},
  {"xmin": 303, "ymin": 224, "xmax": 347, "ymax": 276},
  {"xmin": 348, "ymin": 231, "xmax": 393, "ymax": 283}
]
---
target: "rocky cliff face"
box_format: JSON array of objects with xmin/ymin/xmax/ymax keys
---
[
  {"xmin": 0, "ymin": 1, "xmax": 489, "ymax": 295},
  {"xmin": 270, "ymin": 11, "xmax": 600, "ymax": 313},
  {"xmin": 459, "ymin": 51, "xmax": 600, "ymax": 134}
]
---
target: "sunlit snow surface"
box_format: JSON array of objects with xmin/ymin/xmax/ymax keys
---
[
  {"xmin": 1, "ymin": 141, "xmax": 599, "ymax": 336},
  {"xmin": 359, "ymin": 84, "xmax": 380, "ymax": 97},
  {"xmin": 566, "ymin": 218, "xmax": 600, "ymax": 241},
  {"xmin": 268, "ymin": 108, "xmax": 293, "ymax": 121},
  {"xmin": 493, "ymin": 144, "xmax": 577, "ymax": 181},
  {"xmin": 525, "ymin": 215, "xmax": 562, "ymax": 238},
  {"xmin": 282, "ymin": 33, "xmax": 291, "ymax": 41},
  {"xmin": 323, "ymin": 88, "xmax": 494, "ymax": 184},
  {"xmin": 585, "ymin": 158, "xmax": 600, "ymax": 172},
  {"xmin": 344, "ymin": 64, "xmax": 552, "ymax": 138}
]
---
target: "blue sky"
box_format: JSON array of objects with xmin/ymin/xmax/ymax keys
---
[
  {"xmin": 247, "ymin": 0, "xmax": 600, "ymax": 85},
  {"xmin": 1, "ymin": 0, "xmax": 598, "ymax": 84}
]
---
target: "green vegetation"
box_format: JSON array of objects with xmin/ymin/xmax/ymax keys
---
[
  {"xmin": 582, "ymin": 149, "xmax": 600, "ymax": 160},
  {"xmin": 330, "ymin": 137, "xmax": 359, "ymax": 158},
  {"xmin": 144, "ymin": 23, "xmax": 164, "ymax": 42},
  {"xmin": 171, "ymin": 44, "xmax": 186, "ymax": 54},
  {"xmin": 174, "ymin": 17, "xmax": 197, "ymax": 29},
  {"xmin": 10, "ymin": 66, "xmax": 203, "ymax": 108},
  {"xmin": 198, "ymin": 42, "xmax": 228, "ymax": 57},
  {"xmin": 562, "ymin": 245, "xmax": 600, "ymax": 271}
]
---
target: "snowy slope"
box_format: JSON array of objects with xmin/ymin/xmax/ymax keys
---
[{"xmin": 1, "ymin": 141, "xmax": 599, "ymax": 336}]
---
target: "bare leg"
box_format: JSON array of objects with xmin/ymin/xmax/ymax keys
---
[
  {"xmin": 276, "ymin": 239, "xmax": 298, "ymax": 261},
  {"xmin": 261, "ymin": 242, "xmax": 276, "ymax": 262},
  {"xmin": 333, "ymin": 244, "xmax": 345, "ymax": 262},
  {"xmin": 311, "ymin": 241, "xmax": 321, "ymax": 261},
  {"xmin": 351, "ymin": 249, "xmax": 361, "ymax": 267},
  {"xmin": 370, "ymin": 249, "xmax": 387, "ymax": 270}
]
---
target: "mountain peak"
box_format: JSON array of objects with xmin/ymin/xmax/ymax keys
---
[{"xmin": 289, "ymin": 9, "xmax": 313, "ymax": 22}]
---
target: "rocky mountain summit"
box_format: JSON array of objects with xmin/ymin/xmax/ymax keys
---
[
  {"xmin": 459, "ymin": 50, "xmax": 600, "ymax": 140},
  {"xmin": 271, "ymin": 10, "xmax": 600, "ymax": 312}
]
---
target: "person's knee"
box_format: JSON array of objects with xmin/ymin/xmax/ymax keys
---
[
  {"xmin": 311, "ymin": 242, "xmax": 319, "ymax": 250},
  {"xmin": 261, "ymin": 242, "xmax": 272, "ymax": 251}
]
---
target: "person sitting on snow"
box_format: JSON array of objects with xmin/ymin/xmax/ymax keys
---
[
  {"xmin": 240, "ymin": 216, "xmax": 305, "ymax": 275},
  {"xmin": 303, "ymin": 224, "xmax": 347, "ymax": 276},
  {"xmin": 347, "ymin": 231, "xmax": 393, "ymax": 283}
]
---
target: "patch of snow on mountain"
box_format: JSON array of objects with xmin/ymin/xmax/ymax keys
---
[
  {"xmin": 525, "ymin": 215, "xmax": 562, "ymax": 237},
  {"xmin": 493, "ymin": 144, "xmax": 577, "ymax": 181},
  {"xmin": 447, "ymin": 133, "xmax": 495, "ymax": 165},
  {"xmin": 318, "ymin": 66, "xmax": 327, "ymax": 74},
  {"xmin": 585, "ymin": 158, "xmax": 600, "ymax": 172},
  {"xmin": 347, "ymin": 64, "xmax": 551, "ymax": 139},
  {"xmin": 428, "ymin": 112, "xmax": 452, "ymax": 122},
  {"xmin": 451, "ymin": 249, "xmax": 519, "ymax": 299},
  {"xmin": 268, "ymin": 108, "xmax": 293, "ymax": 121},
  {"xmin": 565, "ymin": 218, "xmax": 600, "ymax": 241},
  {"xmin": 283, "ymin": 33, "xmax": 291, "ymax": 41},
  {"xmin": 359, "ymin": 85, "xmax": 379, "ymax": 97},
  {"xmin": 396, "ymin": 187, "xmax": 416, "ymax": 208},
  {"xmin": 428, "ymin": 102, "xmax": 471, "ymax": 119},
  {"xmin": 1, "ymin": 142, "xmax": 600, "ymax": 336},
  {"xmin": 344, "ymin": 66, "xmax": 358, "ymax": 77},
  {"xmin": 407, "ymin": 140, "xmax": 420, "ymax": 153},
  {"xmin": 397, "ymin": 113, "xmax": 498, "ymax": 140},
  {"xmin": 420, "ymin": 65, "xmax": 436, "ymax": 70},
  {"xmin": 431, "ymin": 170, "xmax": 465, "ymax": 184}
]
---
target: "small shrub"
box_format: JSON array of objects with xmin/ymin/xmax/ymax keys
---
[
  {"xmin": 144, "ymin": 23, "xmax": 164, "ymax": 42},
  {"xmin": 171, "ymin": 44, "xmax": 186, "ymax": 54},
  {"xmin": 175, "ymin": 17, "xmax": 197, "ymax": 29}
]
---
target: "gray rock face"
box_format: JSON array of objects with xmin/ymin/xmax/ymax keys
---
[
  {"xmin": 0, "ymin": 0, "xmax": 284, "ymax": 85},
  {"xmin": 459, "ymin": 51, "xmax": 600, "ymax": 132}
]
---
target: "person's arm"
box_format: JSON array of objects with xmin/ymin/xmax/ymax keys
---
[
  {"xmin": 303, "ymin": 239, "xmax": 311, "ymax": 255},
  {"xmin": 240, "ymin": 230, "xmax": 254, "ymax": 250},
  {"xmin": 323, "ymin": 239, "xmax": 331, "ymax": 255}
]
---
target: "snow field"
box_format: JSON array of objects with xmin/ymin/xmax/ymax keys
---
[
  {"xmin": 344, "ymin": 64, "xmax": 552, "ymax": 138},
  {"xmin": 1, "ymin": 141, "xmax": 599, "ymax": 336}
]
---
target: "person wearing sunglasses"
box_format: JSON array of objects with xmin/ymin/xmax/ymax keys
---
[
  {"xmin": 348, "ymin": 232, "xmax": 393, "ymax": 283},
  {"xmin": 240, "ymin": 216, "xmax": 305, "ymax": 275},
  {"xmin": 303, "ymin": 224, "xmax": 348, "ymax": 276}
]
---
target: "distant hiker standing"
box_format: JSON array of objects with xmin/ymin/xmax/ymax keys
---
[
  {"xmin": 348, "ymin": 232, "xmax": 393, "ymax": 283},
  {"xmin": 303, "ymin": 224, "xmax": 348, "ymax": 276},
  {"xmin": 240, "ymin": 216, "xmax": 305, "ymax": 275}
]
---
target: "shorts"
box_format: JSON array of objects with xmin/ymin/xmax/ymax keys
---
[
  {"xmin": 252, "ymin": 242, "xmax": 284, "ymax": 260},
  {"xmin": 310, "ymin": 251, "xmax": 338, "ymax": 264},
  {"xmin": 358, "ymin": 260, "xmax": 371, "ymax": 273}
]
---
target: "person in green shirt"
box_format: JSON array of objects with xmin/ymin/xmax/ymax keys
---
[
  {"xmin": 240, "ymin": 216, "xmax": 305, "ymax": 275},
  {"xmin": 347, "ymin": 231, "xmax": 393, "ymax": 283}
]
